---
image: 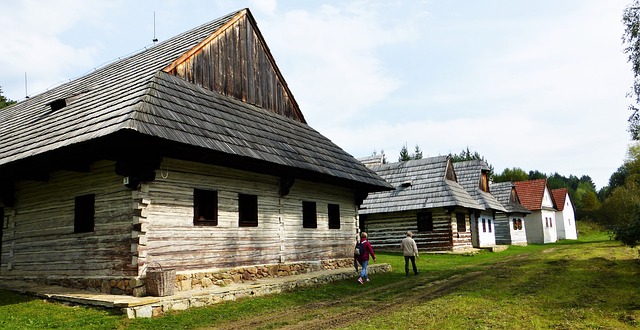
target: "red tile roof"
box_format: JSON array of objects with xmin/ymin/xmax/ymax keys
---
[
  {"xmin": 513, "ymin": 179, "xmax": 548, "ymax": 211},
  {"xmin": 551, "ymin": 188, "xmax": 568, "ymax": 211}
]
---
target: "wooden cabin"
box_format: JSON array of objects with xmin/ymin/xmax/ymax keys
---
[
  {"xmin": 358, "ymin": 156, "xmax": 483, "ymax": 252},
  {"xmin": 551, "ymin": 188, "xmax": 577, "ymax": 240},
  {"xmin": 453, "ymin": 160, "xmax": 507, "ymax": 248},
  {"xmin": 514, "ymin": 179, "xmax": 558, "ymax": 244},
  {"xmin": 490, "ymin": 182, "xmax": 531, "ymax": 246},
  {"xmin": 0, "ymin": 8, "xmax": 392, "ymax": 296}
]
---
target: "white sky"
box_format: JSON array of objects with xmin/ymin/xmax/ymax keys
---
[{"xmin": 0, "ymin": 0, "xmax": 633, "ymax": 189}]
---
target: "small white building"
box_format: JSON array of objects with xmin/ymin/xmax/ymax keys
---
[
  {"xmin": 490, "ymin": 182, "xmax": 531, "ymax": 246},
  {"xmin": 514, "ymin": 179, "xmax": 558, "ymax": 244},
  {"xmin": 552, "ymin": 188, "xmax": 578, "ymax": 240}
]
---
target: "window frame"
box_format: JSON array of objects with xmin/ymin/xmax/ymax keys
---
[
  {"xmin": 238, "ymin": 193, "xmax": 258, "ymax": 227},
  {"xmin": 194, "ymin": 188, "xmax": 218, "ymax": 226},
  {"xmin": 302, "ymin": 201, "xmax": 317, "ymax": 229},
  {"xmin": 417, "ymin": 211, "xmax": 433, "ymax": 232},
  {"xmin": 74, "ymin": 194, "xmax": 95, "ymax": 233},
  {"xmin": 328, "ymin": 203, "xmax": 340, "ymax": 229},
  {"xmin": 456, "ymin": 212, "xmax": 466, "ymax": 232}
]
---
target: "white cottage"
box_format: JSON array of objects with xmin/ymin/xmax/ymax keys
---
[
  {"xmin": 0, "ymin": 8, "xmax": 392, "ymax": 296},
  {"xmin": 552, "ymin": 188, "xmax": 578, "ymax": 240},
  {"xmin": 514, "ymin": 179, "xmax": 558, "ymax": 244},
  {"xmin": 490, "ymin": 182, "xmax": 531, "ymax": 246}
]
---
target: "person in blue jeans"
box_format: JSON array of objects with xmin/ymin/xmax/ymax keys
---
[{"xmin": 357, "ymin": 232, "xmax": 376, "ymax": 284}]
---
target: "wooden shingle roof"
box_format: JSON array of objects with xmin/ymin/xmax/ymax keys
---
[
  {"xmin": 0, "ymin": 9, "xmax": 392, "ymax": 192},
  {"xmin": 453, "ymin": 160, "xmax": 506, "ymax": 213},
  {"xmin": 490, "ymin": 181, "xmax": 531, "ymax": 214},
  {"xmin": 359, "ymin": 156, "xmax": 483, "ymax": 215}
]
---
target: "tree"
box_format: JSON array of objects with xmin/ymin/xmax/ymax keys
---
[
  {"xmin": 492, "ymin": 167, "xmax": 529, "ymax": 183},
  {"xmin": 413, "ymin": 145, "xmax": 423, "ymax": 160},
  {"xmin": 0, "ymin": 86, "xmax": 16, "ymax": 109},
  {"xmin": 598, "ymin": 143, "xmax": 640, "ymax": 247},
  {"xmin": 398, "ymin": 144, "xmax": 411, "ymax": 162},
  {"xmin": 623, "ymin": 0, "xmax": 640, "ymax": 139}
]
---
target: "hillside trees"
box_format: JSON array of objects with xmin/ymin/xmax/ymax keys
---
[
  {"xmin": 623, "ymin": 0, "xmax": 640, "ymax": 139},
  {"xmin": 0, "ymin": 87, "xmax": 16, "ymax": 109}
]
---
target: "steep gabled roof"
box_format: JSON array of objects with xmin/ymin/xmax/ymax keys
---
[
  {"xmin": 490, "ymin": 181, "xmax": 531, "ymax": 214},
  {"xmin": 0, "ymin": 9, "xmax": 392, "ymax": 192},
  {"xmin": 513, "ymin": 179, "xmax": 556, "ymax": 211},
  {"xmin": 453, "ymin": 160, "xmax": 506, "ymax": 212},
  {"xmin": 551, "ymin": 188, "xmax": 569, "ymax": 211},
  {"xmin": 359, "ymin": 156, "xmax": 483, "ymax": 215}
]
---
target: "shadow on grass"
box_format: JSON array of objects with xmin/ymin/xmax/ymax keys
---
[{"xmin": 0, "ymin": 289, "xmax": 37, "ymax": 307}]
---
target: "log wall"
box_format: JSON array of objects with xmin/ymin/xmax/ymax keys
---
[
  {"xmin": 362, "ymin": 207, "xmax": 472, "ymax": 252},
  {"xmin": 138, "ymin": 158, "xmax": 358, "ymax": 274},
  {"xmin": 0, "ymin": 160, "xmax": 134, "ymax": 277}
]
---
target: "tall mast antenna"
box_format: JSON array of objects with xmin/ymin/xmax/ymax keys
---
[
  {"xmin": 153, "ymin": 11, "xmax": 158, "ymax": 43},
  {"xmin": 24, "ymin": 72, "xmax": 29, "ymax": 99}
]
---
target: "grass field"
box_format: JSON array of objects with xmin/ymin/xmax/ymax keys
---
[{"xmin": 1, "ymin": 222, "xmax": 638, "ymax": 329}]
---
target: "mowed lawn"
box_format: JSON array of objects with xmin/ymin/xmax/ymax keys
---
[{"xmin": 1, "ymin": 222, "xmax": 639, "ymax": 330}]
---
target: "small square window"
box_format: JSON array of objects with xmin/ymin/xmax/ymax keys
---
[
  {"xmin": 238, "ymin": 194, "xmax": 258, "ymax": 227},
  {"xmin": 194, "ymin": 189, "xmax": 218, "ymax": 226},
  {"xmin": 302, "ymin": 201, "xmax": 317, "ymax": 228},
  {"xmin": 417, "ymin": 212, "xmax": 433, "ymax": 232},
  {"xmin": 328, "ymin": 204, "xmax": 340, "ymax": 229},
  {"xmin": 74, "ymin": 194, "xmax": 95, "ymax": 233}
]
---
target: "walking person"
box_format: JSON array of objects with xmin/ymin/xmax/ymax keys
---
[
  {"xmin": 357, "ymin": 232, "xmax": 376, "ymax": 284},
  {"xmin": 401, "ymin": 231, "xmax": 419, "ymax": 276}
]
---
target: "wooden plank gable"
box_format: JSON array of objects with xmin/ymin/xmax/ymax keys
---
[{"xmin": 163, "ymin": 9, "xmax": 305, "ymax": 123}]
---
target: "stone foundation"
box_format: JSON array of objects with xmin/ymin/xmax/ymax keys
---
[{"xmin": 167, "ymin": 258, "xmax": 354, "ymax": 295}]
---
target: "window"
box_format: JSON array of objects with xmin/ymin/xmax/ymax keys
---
[
  {"xmin": 238, "ymin": 194, "xmax": 258, "ymax": 227},
  {"xmin": 480, "ymin": 172, "xmax": 489, "ymax": 192},
  {"xmin": 417, "ymin": 212, "xmax": 433, "ymax": 232},
  {"xmin": 74, "ymin": 194, "xmax": 95, "ymax": 233},
  {"xmin": 517, "ymin": 219, "xmax": 523, "ymax": 230},
  {"xmin": 488, "ymin": 219, "xmax": 492, "ymax": 233},
  {"xmin": 545, "ymin": 217, "xmax": 549, "ymax": 227},
  {"xmin": 302, "ymin": 201, "xmax": 317, "ymax": 228},
  {"xmin": 550, "ymin": 218, "xmax": 553, "ymax": 227},
  {"xmin": 328, "ymin": 203, "xmax": 340, "ymax": 229},
  {"xmin": 456, "ymin": 213, "xmax": 466, "ymax": 232},
  {"xmin": 194, "ymin": 189, "xmax": 218, "ymax": 226},
  {"xmin": 482, "ymin": 218, "xmax": 486, "ymax": 232},
  {"xmin": 512, "ymin": 219, "xmax": 518, "ymax": 230}
]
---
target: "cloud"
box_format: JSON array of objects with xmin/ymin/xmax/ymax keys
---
[
  {"xmin": 260, "ymin": 2, "xmax": 420, "ymax": 126},
  {"xmin": 0, "ymin": 0, "xmax": 117, "ymax": 99}
]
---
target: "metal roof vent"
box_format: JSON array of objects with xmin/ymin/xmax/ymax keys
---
[{"xmin": 400, "ymin": 180, "xmax": 412, "ymax": 188}]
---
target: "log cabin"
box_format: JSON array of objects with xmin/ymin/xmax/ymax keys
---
[
  {"xmin": 514, "ymin": 179, "xmax": 558, "ymax": 244},
  {"xmin": 358, "ymin": 156, "xmax": 484, "ymax": 252},
  {"xmin": 453, "ymin": 160, "xmax": 507, "ymax": 248},
  {"xmin": 490, "ymin": 182, "xmax": 531, "ymax": 246},
  {"xmin": 0, "ymin": 8, "xmax": 392, "ymax": 296},
  {"xmin": 551, "ymin": 188, "xmax": 577, "ymax": 240}
]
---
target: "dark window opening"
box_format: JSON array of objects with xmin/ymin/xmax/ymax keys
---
[
  {"xmin": 456, "ymin": 213, "xmax": 466, "ymax": 232},
  {"xmin": 49, "ymin": 98, "xmax": 67, "ymax": 112},
  {"xmin": 302, "ymin": 201, "xmax": 317, "ymax": 228},
  {"xmin": 328, "ymin": 204, "xmax": 340, "ymax": 229},
  {"xmin": 482, "ymin": 218, "xmax": 486, "ymax": 232},
  {"xmin": 238, "ymin": 194, "xmax": 258, "ymax": 227},
  {"xmin": 74, "ymin": 194, "xmax": 95, "ymax": 233},
  {"xmin": 517, "ymin": 219, "xmax": 523, "ymax": 230},
  {"xmin": 194, "ymin": 189, "xmax": 218, "ymax": 226},
  {"xmin": 0, "ymin": 207, "xmax": 4, "ymax": 262},
  {"xmin": 417, "ymin": 212, "xmax": 433, "ymax": 232},
  {"xmin": 488, "ymin": 219, "xmax": 492, "ymax": 233},
  {"xmin": 513, "ymin": 219, "xmax": 518, "ymax": 230},
  {"xmin": 359, "ymin": 214, "xmax": 367, "ymax": 232}
]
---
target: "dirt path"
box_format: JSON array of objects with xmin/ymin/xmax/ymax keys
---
[{"xmin": 205, "ymin": 268, "xmax": 490, "ymax": 330}]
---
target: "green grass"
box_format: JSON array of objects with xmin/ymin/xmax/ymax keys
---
[{"xmin": 1, "ymin": 221, "xmax": 639, "ymax": 329}]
